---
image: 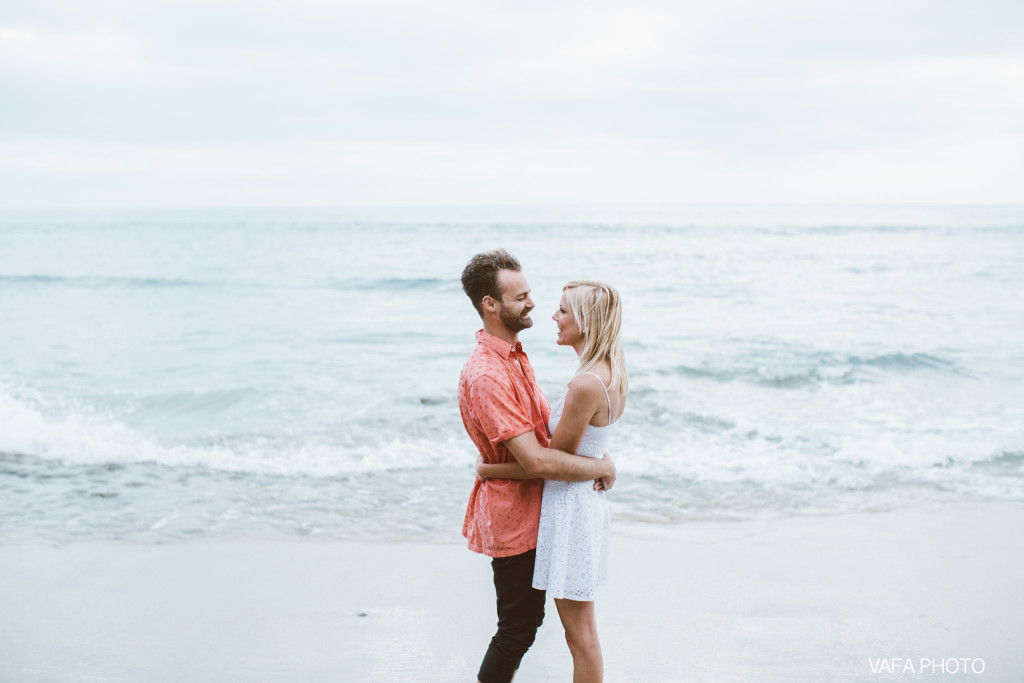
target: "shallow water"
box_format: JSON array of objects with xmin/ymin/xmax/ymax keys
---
[{"xmin": 1, "ymin": 205, "xmax": 1022, "ymax": 543}]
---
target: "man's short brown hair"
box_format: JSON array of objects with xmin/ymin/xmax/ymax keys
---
[{"xmin": 461, "ymin": 249, "xmax": 522, "ymax": 318}]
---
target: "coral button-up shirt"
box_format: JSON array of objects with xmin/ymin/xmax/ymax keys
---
[{"xmin": 459, "ymin": 329, "xmax": 551, "ymax": 558}]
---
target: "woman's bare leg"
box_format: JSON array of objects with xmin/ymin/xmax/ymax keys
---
[{"xmin": 554, "ymin": 598, "xmax": 603, "ymax": 683}]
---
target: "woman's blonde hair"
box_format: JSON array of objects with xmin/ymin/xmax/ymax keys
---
[{"xmin": 563, "ymin": 279, "xmax": 628, "ymax": 393}]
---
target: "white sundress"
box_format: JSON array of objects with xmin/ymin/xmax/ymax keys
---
[{"xmin": 532, "ymin": 372, "xmax": 617, "ymax": 601}]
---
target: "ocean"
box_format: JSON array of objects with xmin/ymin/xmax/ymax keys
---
[{"xmin": 1, "ymin": 204, "xmax": 1022, "ymax": 544}]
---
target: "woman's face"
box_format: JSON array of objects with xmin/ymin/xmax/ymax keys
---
[{"xmin": 552, "ymin": 292, "xmax": 584, "ymax": 349}]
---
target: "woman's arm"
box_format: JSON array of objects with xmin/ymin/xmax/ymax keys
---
[
  {"xmin": 549, "ymin": 375, "xmax": 603, "ymax": 455},
  {"xmin": 490, "ymin": 376, "xmax": 616, "ymax": 482},
  {"xmin": 552, "ymin": 375, "xmax": 620, "ymax": 491},
  {"xmin": 476, "ymin": 455, "xmax": 537, "ymax": 481}
]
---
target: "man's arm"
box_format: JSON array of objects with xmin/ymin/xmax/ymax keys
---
[
  {"xmin": 477, "ymin": 455, "xmax": 535, "ymax": 481},
  {"xmin": 504, "ymin": 430, "xmax": 615, "ymax": 481}
]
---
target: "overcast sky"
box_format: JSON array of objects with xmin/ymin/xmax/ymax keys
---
[{"xmin": 1, "ymin": 0, "xmax": 1022, "ymax": 209}]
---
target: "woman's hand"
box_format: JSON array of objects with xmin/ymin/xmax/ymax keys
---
[{"xmin": 594, "ymin": 452, "xmax": 616, "ymax": 491}]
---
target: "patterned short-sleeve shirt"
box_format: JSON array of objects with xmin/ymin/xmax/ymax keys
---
[{"xmin": 459, "ymin": 329, "xmax": 551, "ymax": 558}]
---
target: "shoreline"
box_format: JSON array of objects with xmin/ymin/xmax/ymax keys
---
[{"xmin": 2, "ymin": 502, "xmax": 1022, "ymax": 682}]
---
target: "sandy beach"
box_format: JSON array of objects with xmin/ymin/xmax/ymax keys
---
[{"xmin": 2, "ymin": 502, "xmax": 1021, "ymax": 682}]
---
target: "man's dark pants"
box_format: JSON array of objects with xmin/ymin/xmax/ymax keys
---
[{"xmin": 477, "ymin": 548, "xmax": 546, "ymax": 683}]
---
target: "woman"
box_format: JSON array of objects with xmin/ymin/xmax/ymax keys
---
[{"xmin": 477, "ymin": 279, "xmax": 627, "ymax": 683}]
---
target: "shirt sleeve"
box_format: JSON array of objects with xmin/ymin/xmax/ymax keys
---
[{"xmin": 468, "ymin": 373, "xmax": 535, "ymax": 445}]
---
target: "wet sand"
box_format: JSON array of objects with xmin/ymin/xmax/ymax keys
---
[{"xmin": 1, "ymin": 502, "xmax": 1022, "ymax": 682}]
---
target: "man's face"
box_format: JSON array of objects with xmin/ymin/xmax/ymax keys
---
[{"xmin": 495, "ymin": 269, "xmax": 534, "ymax": 334}]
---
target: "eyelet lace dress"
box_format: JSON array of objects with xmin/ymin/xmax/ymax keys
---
[{"xmin": 532, "ymin": 373, "xmax": 617, "ymax": 601}]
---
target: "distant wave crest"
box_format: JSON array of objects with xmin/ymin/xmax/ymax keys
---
[
  {"xmin": 669, "ymin": 350, "xmax": 962, "ymax": 387},
  {"xmin": 0, "ymin": 274, "xmax": 213, "ymax": 289},
  {"xmin": 325, "ymin": 276, "xmax": 459, "ymax": 292}
]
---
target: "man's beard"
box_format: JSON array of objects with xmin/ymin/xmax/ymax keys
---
[{"xmin": 499, "ymin": 305, "xmax": 533, "ymax": 334}]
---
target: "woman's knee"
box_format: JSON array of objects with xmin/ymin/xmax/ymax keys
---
[
  {"xmin": 557, "ymin": 603, "xmax": 599, "ymax": 654},
  {"xmin": 563, "ymin": 625, "xmax": 599, "ymax": 655}
]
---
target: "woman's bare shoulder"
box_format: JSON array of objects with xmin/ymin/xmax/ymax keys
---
[{"xmin": 565, "ymin": 372, "xmax": 606, "ymax": 404}]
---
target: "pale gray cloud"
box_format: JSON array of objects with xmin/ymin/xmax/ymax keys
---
[{"xmin": 1, "ymin": 0, "xmax": 1022, "ymax": 208}]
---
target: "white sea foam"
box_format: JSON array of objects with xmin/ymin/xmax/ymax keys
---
[{"xmin": 0, "ymin": 388, "xmax": 470, "ymax": 475}]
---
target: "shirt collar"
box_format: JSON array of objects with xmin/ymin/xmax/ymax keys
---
[{"xmin": 475, "ymin": 329, "xmax": 523, "ymax": 359}]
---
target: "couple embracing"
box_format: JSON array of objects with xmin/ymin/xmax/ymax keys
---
[{"xmin": 458, "ymin": 249, "xmax": 628, "ymax": 683}]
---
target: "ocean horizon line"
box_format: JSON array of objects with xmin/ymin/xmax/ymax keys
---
[{"xmin": 2, "ymin": 201, "xmax": 1024, "ymax": 216}]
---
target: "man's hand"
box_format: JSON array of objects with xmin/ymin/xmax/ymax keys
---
[
  {"xmin": 476, "ymin": 454, "xmax": 488, "ymax": 481},
  {"xmin": 594, "ymin": 452, "xmax": 616, "ymax": 492}
]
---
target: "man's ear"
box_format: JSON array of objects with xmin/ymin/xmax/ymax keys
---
[{"xmin": 481, "ymin": 295, "xmax": 499, "ymax": 313}]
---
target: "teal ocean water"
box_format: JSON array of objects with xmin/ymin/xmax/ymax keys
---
[{"xmin": 1, "ymin": 205, "xmax": 1023, "ymax": 543}]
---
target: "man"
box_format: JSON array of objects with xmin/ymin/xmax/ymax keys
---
[{"xmin": 458, "ymin": 249, "xmax": 615, "ymax": 683}]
